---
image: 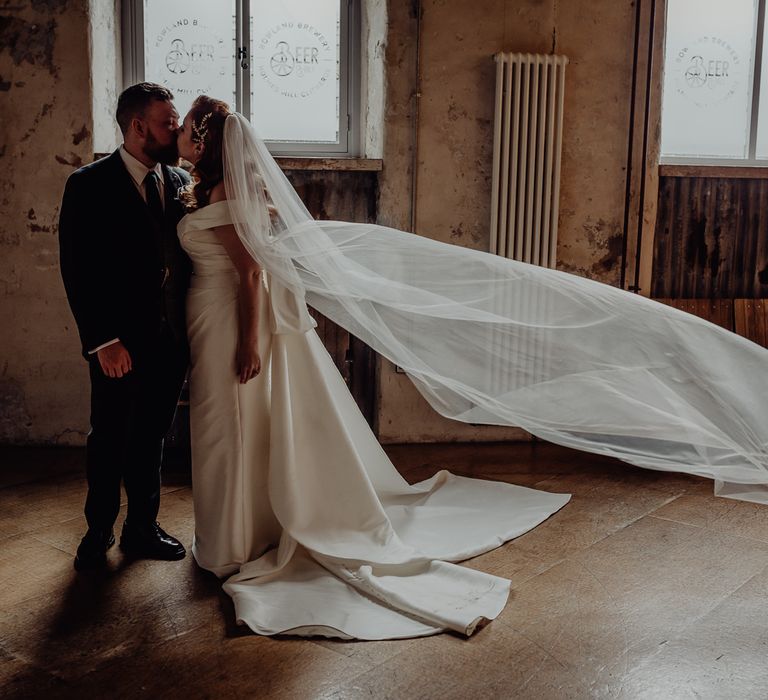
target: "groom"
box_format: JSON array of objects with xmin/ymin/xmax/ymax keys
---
[{"xmin": 59, "ymin": 83, "xmax": 191, "ymax": 571}]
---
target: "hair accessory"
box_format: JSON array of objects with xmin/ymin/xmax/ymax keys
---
[{"xmin": 192, "ymin": 111, "xmax": 213, "ymax": 143}]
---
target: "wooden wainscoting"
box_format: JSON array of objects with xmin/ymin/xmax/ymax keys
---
[
  {"xmin": 653, "ymin": 298, "xmax": 768, "ymax": 349},
  {"xmin": 652, "ymin": 298, "xmax": 735, "ymax": 330},
  {"xmin": 652, "ymin": 176, "xmax": 768, "ymax": 299},
  {"xmin": 734, "ymin": 299, "xmax": 768, "ymax": 348},
  {"xmin": 286, "ymin": 167, "xmax": 379, "ymax": 428}
]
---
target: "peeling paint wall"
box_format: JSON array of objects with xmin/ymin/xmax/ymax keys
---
[
  {"xmin": 556, "ymin": 1, "xmax": 635, "ymax": 281},
  {"xmin": 90, "ymin": 0, "xmax": 121, "ymax": 153},
  {"xmin": 0, "ymin": 0, "xmax": 93, "ymax": 444},
  {"xmin": 376, "ymin": 0, "xmax": 637, "ymax": 442},
  {"xmin": 0, "ymin": 0, "xmax": 638, "ymax": 446},
  {"xmin": 0, "ymin": 1, "xmax": 388, "ymax": 447},
  {"xmin": 361, "ymin": 0, "xmax": 386, "ymax": 159}
]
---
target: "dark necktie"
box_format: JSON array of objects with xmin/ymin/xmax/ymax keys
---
[
  {"xmin": 144, "ymin": 170, "xmax": 170, "ymax": 289},
  {"xmin": 144, "ymin": 170, "xmax": 164, "ymax": 222}
]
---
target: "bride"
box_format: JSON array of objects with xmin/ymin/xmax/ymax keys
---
[{"xmin": 175, "ymin": 96, "xmax": 768, "ymax": 640}]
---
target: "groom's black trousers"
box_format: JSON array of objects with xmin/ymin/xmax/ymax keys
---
[{"xmin": 84, "ymin": 323, "xmax": 188, "ymax": 533}]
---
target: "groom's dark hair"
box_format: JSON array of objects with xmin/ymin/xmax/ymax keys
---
[{"xmin": 116, "ymin": 82, "xmax": 175, "ymax": 135}]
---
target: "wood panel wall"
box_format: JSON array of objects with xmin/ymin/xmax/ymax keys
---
[
  {"xmin": 652, "ymin": 176, "xmax": 768, "ymax": 298},
  {"xmin": 283, "ymin": 169, "xmax": 378, "ymax": 427}
]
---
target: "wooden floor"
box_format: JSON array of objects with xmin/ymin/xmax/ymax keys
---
[{"xmin": 1, "ymin": 443, "xmax": 767, "ymax": 699}]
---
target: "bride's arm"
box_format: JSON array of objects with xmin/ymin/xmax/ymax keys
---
[
  {"xmin": 212, "ymin": 220, "xmax": 263, "ymax": 384},
  {"xmin": 208, "ymin": 182, "xmax": 261, "ymax": 384}
]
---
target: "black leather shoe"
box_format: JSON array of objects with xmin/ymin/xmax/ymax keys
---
[
  {"xmin": 74, "ymin": 529, "xmax": 115, "ymax": 571},
  {"xmin": 119, "ymin": 521, "xmax": 186, "ymax": 560}
]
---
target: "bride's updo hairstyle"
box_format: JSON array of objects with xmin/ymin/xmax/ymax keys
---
[{"xmin": 180, "ymin": 95, "xmax": 231, "ymax": 211}]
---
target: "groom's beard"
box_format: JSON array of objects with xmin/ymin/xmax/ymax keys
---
[{"xmin": 144, "ymin": 132, "xmax": 179, "ymax": 166}]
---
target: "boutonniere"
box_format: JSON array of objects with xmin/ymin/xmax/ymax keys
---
[{"xmin": 174, "ymin": 178, "xmax": 189, "ymax": 203}]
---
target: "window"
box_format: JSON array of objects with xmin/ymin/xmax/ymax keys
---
[
  {"xmin": 660, "ymin": 0, "xmax": 768, "ymax": 165},
  {"xmin": 122, "ymin": 0, "xmax": 360, "ymax": 156}
]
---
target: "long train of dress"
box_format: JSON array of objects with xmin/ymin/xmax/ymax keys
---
[{"xmin": 180, "ymin": 201, "xmax": 570, "ymax": 639}]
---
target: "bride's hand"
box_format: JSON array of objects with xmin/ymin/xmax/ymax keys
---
[{"xmin": 236, "ymin": 341, "xmax": 261, "ymax": 384}]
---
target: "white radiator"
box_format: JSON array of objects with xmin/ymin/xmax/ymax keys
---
[{"xmin": 490, "ymin": 52, "xmax": 568, "ymax": 268}]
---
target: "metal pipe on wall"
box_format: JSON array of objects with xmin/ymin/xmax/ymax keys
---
[
  {"xmin": 632, "ymin": 0, "xmax": 658, "ymax": 295},
  {"xmin": 620, "ymin": 0, "xmax": 644, "ymax": 292},
  {"xmin": 409, "ymin": 0, "xmax": 423, "ymax": 233}
]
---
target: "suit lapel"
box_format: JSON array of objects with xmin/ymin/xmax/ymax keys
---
[
  {"xmin": 162, "ymin": 165, "xmax": 184, "ymax": 225},
  {"xmin": 106, "ymin": 151, "xmax": 188, "ymax": 232}
]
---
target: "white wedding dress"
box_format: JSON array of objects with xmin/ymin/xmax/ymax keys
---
[{"xmin": 178, "ymin": 200, "xmax": 570, "ymax": 640}]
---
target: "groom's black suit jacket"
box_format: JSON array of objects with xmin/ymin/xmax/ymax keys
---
[{"xmin": 59, "ymin": 150, "xmax": 192, "ymax": 358}]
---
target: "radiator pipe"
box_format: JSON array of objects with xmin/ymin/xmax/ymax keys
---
[
  {"xmin": 632, "ymin": 0, "xmax": 657, "ymax": 295},
  {"xmin": 409, "ymin": 0, "xmax": 423, "ymax": 233},
  {"xmin": 620, "ymin": 0, "xmax": 644, "ymax": 291}
]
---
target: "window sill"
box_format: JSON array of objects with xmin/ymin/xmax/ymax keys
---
[
  {"xmin": 93, "ymin": 154, "xmax": 383, "ymax": 173},
  {"xmin": 275, "ymin": 157, "xmax": 383, "ymax": 172},
  {"xmin": 659, "ymin": 164, "xmax": 768, "ymax": 179}
]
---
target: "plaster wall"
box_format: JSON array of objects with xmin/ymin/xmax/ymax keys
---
[
  {"xmin": 376, "ymin": 0, "xmax": 637, "ymax": 442},
  {"xmin": 89, "ymin": 0, "xmax": 120, "ymax": 153},
  {"xmin": 0, "ymin": 0, "xmax": 94, "ymax": 444}
]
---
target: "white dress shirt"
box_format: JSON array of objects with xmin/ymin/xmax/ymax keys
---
[
  {"xmin": 88, "ymin": 146, "xmax": 167, "ymax": 355},
  {"xmin": 119, "ymin": 145, "xmax": 166, "ymax": 205}
]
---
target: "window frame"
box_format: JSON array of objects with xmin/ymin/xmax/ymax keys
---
[
  {"xmin": 660, "ymin": 0, "xmax": 768, "ymax": 167},
  {"xmin": 122, "ymin": 0, "xmax": 361, "ymax": 157}
]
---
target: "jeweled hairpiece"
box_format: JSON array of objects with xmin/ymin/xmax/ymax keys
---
[{"xmin": 192, "ymin": 111, "xmax": 213, "ymax": 143}]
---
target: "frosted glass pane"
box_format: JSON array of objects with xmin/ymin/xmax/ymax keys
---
[
  {"xmin": 144, "ymin": 1, "xmax": 236, "ymax": 119},
  {"xmin": 661, "ymin": 0, "xmax": 758, "ymax": 159},
  {"xmin": 755, "ymin": 8, "xmax": 768, "ymax": 157},
  {"xmin": 250, "ymin": 0, "xmax": 341, "ymax": 143}
]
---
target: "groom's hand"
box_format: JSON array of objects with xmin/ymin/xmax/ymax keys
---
[{"xmin": 97, "ymin": 341, "xmax": 133, "ymax": 378}]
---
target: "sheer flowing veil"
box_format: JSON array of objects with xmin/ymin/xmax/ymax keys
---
[{"xmin": 223, "ymin": 112, "xmax": 768, "ymax": 504}]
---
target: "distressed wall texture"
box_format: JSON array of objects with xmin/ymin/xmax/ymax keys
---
[
  {"xmin": 0, "ymin": 0, "xmax": 638, "ymax": 445},
  {"xmin": 376, "ymin": 0, "xmax": 637, "ymax": 442},
  {"xmin": 0, "ymin": 0, "xmax": 94, "ymax": 444},
  {"xmin": 90, "ymin": 0, "xmax": 121, "ymax": 153}
]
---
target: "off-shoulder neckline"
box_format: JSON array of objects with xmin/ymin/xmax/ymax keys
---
[
  {"xmin": 178, "ymin": 199, "xmax": 231, "ymax": 228},
  {"xmin": 189, "ymin": 199, "xmax": 230, "ymax": 215}
]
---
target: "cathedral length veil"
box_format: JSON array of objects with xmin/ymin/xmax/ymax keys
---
[{"xmin": 223, "ymin": 112, "xmax": 768, "ymax": 505}]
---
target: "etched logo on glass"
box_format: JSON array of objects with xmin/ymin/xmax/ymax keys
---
[
  {"xmin": 270, "ymin": 42, "xmax": 294, "ymax": 76},
  {"xmin": 147, "ymin": 18, "xmax": 231, "ymax": 105},
  {"xmin": 674, "ymin": 36, "xmax": 741, "ymax": 109},
  {"xmin": 255, "ymin": 22, "xmax": 333, "ymax": 100},
  {"xmin": 166, "ymin": 39, "xmax": 190, "ymax": 74}
]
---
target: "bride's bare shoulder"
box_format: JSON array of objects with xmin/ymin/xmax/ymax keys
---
[{"xmin": 209, "ymin": 181, "xmax": 227, "ymax": 204}]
